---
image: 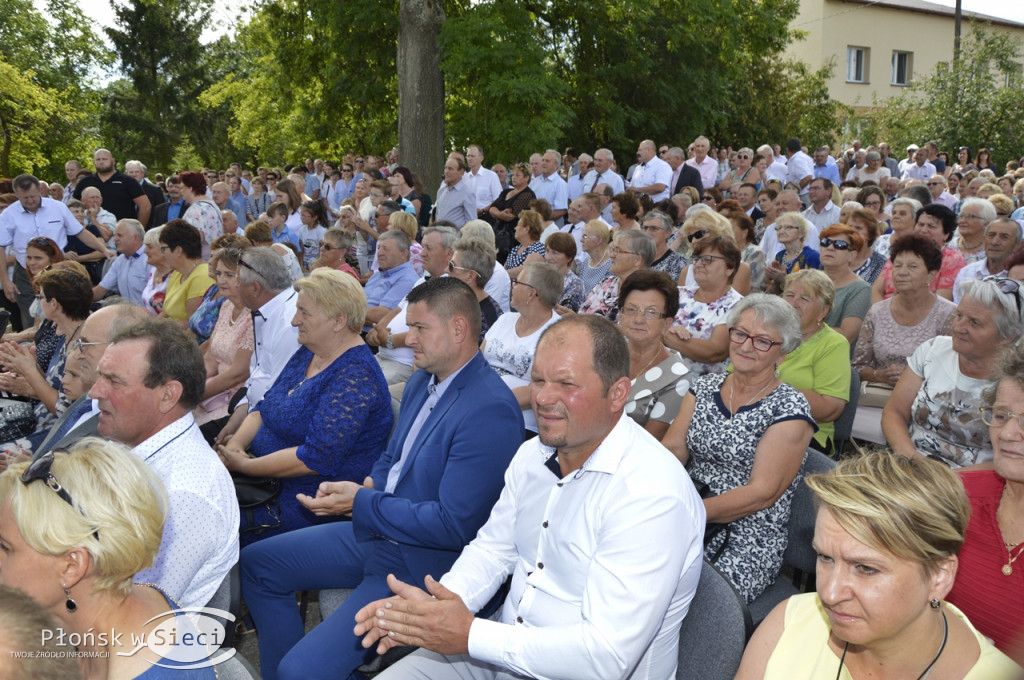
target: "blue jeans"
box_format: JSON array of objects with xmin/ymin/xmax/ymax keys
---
[{"xmin": 240, "ymin": 523, "xmax": 415, "ymax": 680}]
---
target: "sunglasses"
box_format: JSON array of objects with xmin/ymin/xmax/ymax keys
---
[
  {"xmin": 28, "ymin": 237, "xmax": 54, "ymax": 249},
  {"xmin": 687, "ymin": 230, "xmax": 708, "ymax": 242},
  {"xmin": 984, "ymin": 275, "xmax": 1023, "ymax": 317},
  {"xmin": 21, "ymin": 451, "xmax": 98, "ymax": 539},
  {"xmin": 448, "ymin": 260, "xmax": 473, "ymax": 274},
  {"xmin": 819, "ymin": 238, "xmax": 851, "ymax": 251},
  {"xmin": 238, "ymin": 256, "xmax": 262, "ymax": 279}
]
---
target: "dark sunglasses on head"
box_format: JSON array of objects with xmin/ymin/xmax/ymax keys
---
[
  {"xmin": 21, "ymin": 451, "xmax": 98, "ymax": 539},
  {"xmin": 820, "ymin": 237, "xmax": 851, "ymax": 251}
]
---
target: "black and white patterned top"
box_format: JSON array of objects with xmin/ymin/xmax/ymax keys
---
[{"xmin": 686, "ymin": 373, "xmax": 815, "ymax": 603}]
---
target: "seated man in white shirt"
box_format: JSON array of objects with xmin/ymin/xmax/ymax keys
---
[
  {"xmin": 88, "ymin": 318, "xmax": 238, "ymax": 609},
  {"xmin": 357, "ymin": 315, "xmax": 705, "ymax": 680}
]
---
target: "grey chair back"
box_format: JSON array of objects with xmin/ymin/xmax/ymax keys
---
[
  {"xmin": 676, "ymin": 559, "xmax": 752, "ymax": 680},
  {"xmin": 833, "ymin": 367, "xmax": 860, "ymax": 453}
]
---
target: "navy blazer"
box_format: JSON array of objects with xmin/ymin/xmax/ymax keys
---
[{"xmin": 352, "ymin": 352, "xmax": 524, "ymax": 583}]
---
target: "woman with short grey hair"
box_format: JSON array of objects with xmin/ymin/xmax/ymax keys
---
[
  {"xmin": 662, "ymin": 293, "xmax": 815, "ymax": 602},
  {"xmin": 449, "ymin": 237, "xmax": 503, "ymax": 342},
  {"xmin": 883, "ymin": 276, "xmax": 1024, "ymax": 468},
  {"xmin": 482, "ymin": 261, "xmax": 562, "ymax": 436}
]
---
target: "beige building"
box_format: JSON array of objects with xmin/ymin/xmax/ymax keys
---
[{"xmin": 785, "ymin": 0, "xmax": 1024, "ymax": 110}]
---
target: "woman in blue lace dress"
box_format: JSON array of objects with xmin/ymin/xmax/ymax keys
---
[
  {"xmin": 662, "ymin": 294, "xmax": 816, "ymax": 603},
  {"xmin": 217, "ymin": 269, "xmax": 393, "ymax": 545}
]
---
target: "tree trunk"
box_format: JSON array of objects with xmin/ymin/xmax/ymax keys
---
[{"xmin": 398, "ymin": 0, "xmax": 446, "ymax": 202}]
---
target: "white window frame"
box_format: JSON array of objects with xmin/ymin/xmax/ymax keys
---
[
  {"xmin": 847, "ymin": 46, "xmax": 868, "ymax": 84},
  {"xmin": 891, "ymin": 51, "xmax": 912, "ymax": 86}
]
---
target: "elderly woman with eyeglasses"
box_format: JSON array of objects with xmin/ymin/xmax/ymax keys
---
[
  {"xmin": 882, "ymin": 277, "xmax": 1024, "ymax": 469},
  {"xmin": 945, "ymin": 342, "xmax": 1024, "ymax": 656},
  {"xmin": 579, "ymin": 230, "xmax": 655, "ymax": 322},
  {"xmin": 663, "ymin": 294, "xmax": 815, "ymax": 602},
  {"xmin": 765, "ymin": 212, "xmax": 820, "ymax": 293},
  {"xmin": 194, "ymin": 238, "xmax": 254, "ymax": 429},
  {"xmin": 718, "ymin": 147, "xmax": 762, "ymax": 196},
  {"xmin": 482, "ymin": 261, "xmax": 561, "ymax": 436},
  {"xmin": 0, "ymin": 438, "xmax": 220, "ymax": 677},
  {"xmin": 617, "ymin": 270, "xmax": 689, "ymax": 439},
  {"xmin": 448, "ymin": 237, "xmax": 504, "ymax": 343}
]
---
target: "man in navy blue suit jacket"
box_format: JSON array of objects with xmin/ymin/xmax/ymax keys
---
[{"xmin": 240, "ymin": 277, "xmax": 525, "ymax": 680}]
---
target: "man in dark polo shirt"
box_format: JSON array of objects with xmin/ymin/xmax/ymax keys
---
[{"xmin": 73, "ymin": 148, "xmax": 151, "ymax": 226}]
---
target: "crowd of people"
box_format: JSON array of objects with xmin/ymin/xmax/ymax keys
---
[{"xmin": 0, "ymin": 135, "xmax": 1022, "ymax": 679}]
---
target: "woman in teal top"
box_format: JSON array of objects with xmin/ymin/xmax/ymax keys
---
[{"xmin": 778, "ymin": 269, "xmax": 851, "ymax": 454}]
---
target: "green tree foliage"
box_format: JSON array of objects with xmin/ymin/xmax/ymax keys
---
[
  {"xmin": 102, "ymin": 0, "xmax": 222, "ymax": 173},
  {"xmin": 857, "ymin": 25, "xmax": 1024, "ymax": 163},
  {"xmin": 0, "ymin": 0, "xmax": 108, "ymax": 178}
]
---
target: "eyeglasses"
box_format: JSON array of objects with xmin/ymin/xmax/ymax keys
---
[
  {"xmin": 687, "ymin": 230, "xmax": 708, "ymax": 242},
  {"xmin": 926, "ymin": 182, "xmax": 944, "ymax": 186},
  {"xmin": 642, "ymin": 224, "xmax": 665, "ymax": 232},
  {"xmin": 620, "ymin": 306, "xmax": 666, "ymax": 321},
  {"xmin": 68, "ymin": 337, "xmax": 109, "ymax": 354},
  {"xmin": 980, "ymin": 407, "xmax": 1024, "ymax": 429},
  {"xmin": 958, "ymin": 213, "xmax": 982, "ymax": 221},
  {"xmin": 983, "ymin": 275, "xmax": 1023, "ymax": 317},
  {"xmin": 511, "ymin": 279, "xmax": 535, "ymax": 290},
  {"xmin": 728, "ymin": 327, "xmax": 782, "ymax": 352},
  {"xmin": 21, "ymin": 451, "xmax": 98, "ymax": 539},
  {"xmin": 777, "ymin": 224, "xmax": 799, "ymax": 231},
  {"xmin": 448, "ymin": 260, "xmax": 473, "ymax": 274},
  {"xmin": 658, "ymin": 149, "xmax": 668, "ymax": 156},
  {"xmin": 693, "ymin": 254, "xmax": 725, "ymax": 266},
  {"xmin": 608, "ymin": 245, "xmax": 637, "ymax": 257},
  {"xmin": 320, "ymin": 243, "xmax": 338, "ymax": 251},
  {"xmin": 819, "ymin": 238, "xmax": 851, "ymax": 251},
  {"xmin": 736, "ymin": 154, "xmax": 750, "ymax": 160},
  {"xmin": 237, "ymin": 256, "xmax": 263, "ymax": 280},
  {"xmin": 355, "ymin": 158, "xmax": 365, "ymax": 164}
]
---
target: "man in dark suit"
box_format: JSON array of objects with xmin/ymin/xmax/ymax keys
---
[
  {"xmin": 240, "ymin": 277, "xmax": 525, "ymax": 680},
  {"xmin": 150, "ymin": 176, "xmax": 186, "ymax": 228},
  {"xmin": 665, "ymin": 146, "xmax": 704, "ymax": 198},
  {"xmin": 125, "ymin": 160, "xmax": 167, "ymax": 229}
]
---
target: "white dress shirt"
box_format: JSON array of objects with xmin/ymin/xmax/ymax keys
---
[
  {"xmin": 785, "ymin": 151, "xmax": 815, "ymax": 196},
  {"xmin": 902, "ymin": 161, "xmax": 937, "ymax": 181},
  {"xmin": 685, "ymin": 156, "xmax": 719, "ymax": 192},
  {"xmin": 582, "ymin": 169, "xmax": 625, "ymax": 197},
  {"xmin": 953, "ymin": 259, "xmax": 1002, "ymax": 303},
  {"xmin": 0, "ymin": 196, "xmax": 86, "ymax": 266},
  {"xmin": 245, "ymin": 287, "xmax": 299, "ymax": 409},
  {"xmin": 801, "ymin": 200, "xmax": 841, "ymax": 233},
  {"xmin": 133, "ymin": 414, "xmax": 239, "ymax": 609},
  {"xmin": 466, "ymin": 166, "xmax": 503, "ymax": 212},
  {"xmin": 442, "ymin": 415, "xmax": 705, "ymax": 680},
  {"xmin": 529, "ymin": 173, "xmax": 569, "ymax": 212},
  {"xmin": 629, "ymin": 156, "xmax": 673, "ymax": 202}
]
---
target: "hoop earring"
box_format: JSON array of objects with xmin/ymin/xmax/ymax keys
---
[
  {"xmin": 929, "ymin": 598, "xmax": 941, "ymax": 610},
  {"xmin": 63, "ymin": 585, "xmax": 77, "ymax": 613}
]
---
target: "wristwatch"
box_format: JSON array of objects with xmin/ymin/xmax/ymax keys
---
[{"xmin": 385, "ymin": 333, "xmax": 395, "ymax": 350}]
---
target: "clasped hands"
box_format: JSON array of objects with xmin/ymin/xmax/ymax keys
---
[
  {"xmin": 296, "ymin": 476, "xmax": 374, "ymax": 516},
  {"xmin": 0, "ymin": 342, "xmax": 39, "ymax": 397},
  {"xmin": 353, "ymin": 573, "xmax": 475, "ymax": 657}
]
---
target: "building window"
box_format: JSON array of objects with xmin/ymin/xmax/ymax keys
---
[
  {"xmin": 847, "ymin": 47, "xmax": 868, "ymax": 84},
  {"xmin": 892, "ymin": 51, "xmax": 913, "ymax": 86},
  {"xmin": 1008, "ymin": 63, "xmax": 1023, "ymax": 88}
]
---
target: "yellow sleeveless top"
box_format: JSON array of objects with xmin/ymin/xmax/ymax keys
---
[{"xmin": 764, "ymin": 593, "xmax": 1021, "ymax": 680}]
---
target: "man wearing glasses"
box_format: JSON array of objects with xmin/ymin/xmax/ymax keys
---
[{"xmin": 927, "ymin": 174, "xmax": 958, "ymax": 210}]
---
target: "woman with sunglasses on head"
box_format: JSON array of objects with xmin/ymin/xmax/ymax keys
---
[
  {"xmin": 486, "ymin": 162, "xmax": 535, "ymax": 263},
  {"xmin": 945, "ymin": 342, "xmax": 1024, "ymax": 656},
  {"xmin": 663, "ymin": 293, "xmax": 815, "ymax": 602},
  {"xmin": 819, "ymin": 224, "xmax": 872, "ymax": 348},
  {"xmin": 193, "ymin": 237, "xmax": 253, "ymax": 431},
  {"xmin": 0, "ymin": 438, "xmax": 219, "ymax": 677},
  {"xmin": 883, "ymin": 277, "xmax": 1024, "ymax": 468},
  {"xmin": 2, "ymin": 237, "xmax": 65, "ymax": 346}
]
